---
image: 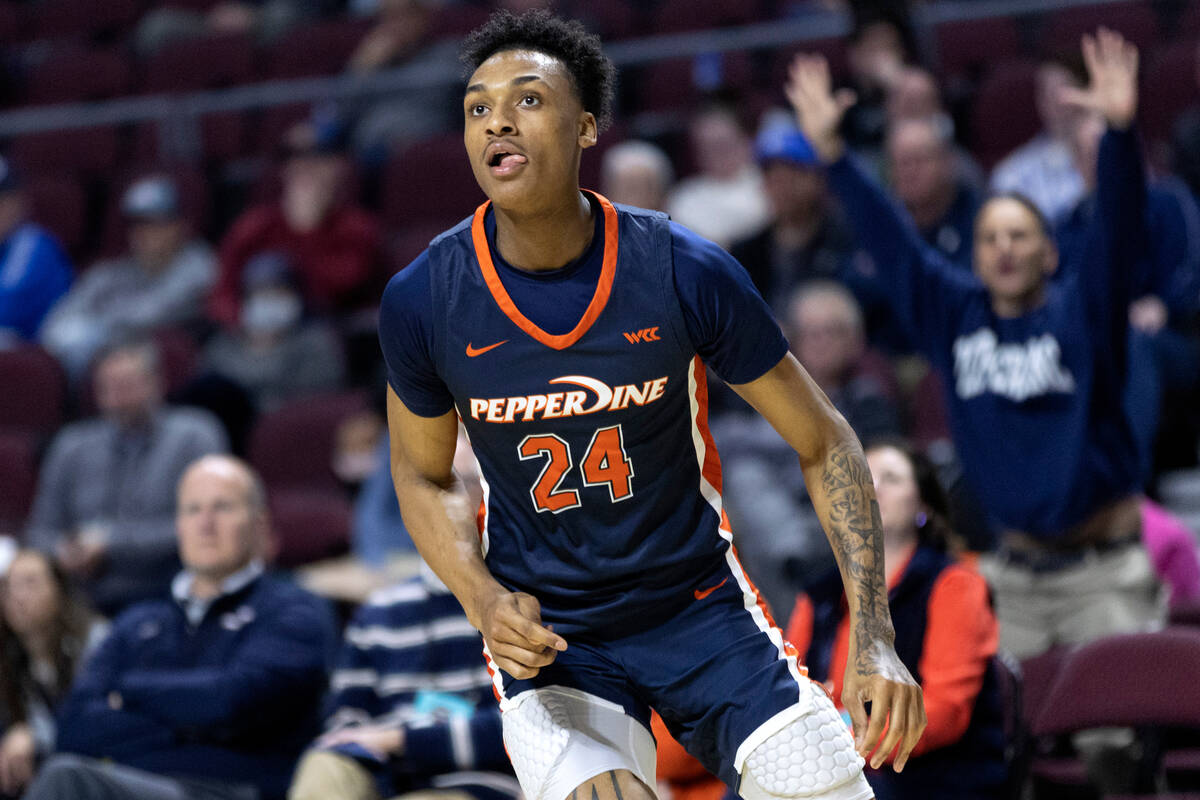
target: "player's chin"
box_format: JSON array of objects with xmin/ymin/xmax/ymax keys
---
[{"xmin": 480, "ymin": 174, "xmax": 538, "ymax": 208}]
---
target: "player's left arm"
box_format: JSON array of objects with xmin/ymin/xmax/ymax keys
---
[{"xmin": 731, "ymin": 354, "xmax": 927, "ymax": 770}]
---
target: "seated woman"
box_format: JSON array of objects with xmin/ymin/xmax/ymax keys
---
[
  {"xmin": 0, "ymin": 550, "xmax": 107, "ymax": 798},
  {"xmin": 786, "ymin": 439, "xmax": 1005, "ymax": 800}
]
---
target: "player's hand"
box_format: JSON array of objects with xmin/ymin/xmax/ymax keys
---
[
  {"xmin": 842, "ymin": 635, "xmax": 926, "ymax": 771},
  {"xmin": 477, "ymin": 589, "xmax": 567, "ymax": 679},
  {"xmin": 785, "ymin": 54, "xmax": 856, "ymax": 164},
  {"xmin": 1059, "ymin": 27, "xmax": 1138, "ymax": 130}
]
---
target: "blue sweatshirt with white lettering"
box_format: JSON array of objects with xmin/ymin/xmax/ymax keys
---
[{"xmin": 826, "ymin": 128, "xmax": 1144, "ymax": 538}]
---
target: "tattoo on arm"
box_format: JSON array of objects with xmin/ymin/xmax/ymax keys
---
[
  {"xmin": 821, "ymin": 441, "xmax": 894, "ymax": 673},
  {"xmin": 609, "ymin": 771, "xmax": 624, "ymax": 800}
]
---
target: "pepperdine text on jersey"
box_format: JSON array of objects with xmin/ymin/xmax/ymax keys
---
[{"xmin": 467, "ymin": 374, "xmax": 669, "ymax": 423}]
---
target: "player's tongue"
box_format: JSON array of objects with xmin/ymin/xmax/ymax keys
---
[{"xmin": 494, "ymin": 153, "xmax": 528, "ymax": 175}]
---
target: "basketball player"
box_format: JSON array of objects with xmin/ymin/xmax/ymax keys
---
[{"xmin": 379, "ymin": 11, "xmax": 924, "ymax": 800}]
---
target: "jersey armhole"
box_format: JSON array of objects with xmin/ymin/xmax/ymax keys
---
[{"xmin": 657, "ymin": 218, "xmax": 696, "ymax": 359}]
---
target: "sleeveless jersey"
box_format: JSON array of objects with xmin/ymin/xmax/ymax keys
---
[{"xmin": 425, "ymin": 193, "xmax": 735, "ymax": 636}]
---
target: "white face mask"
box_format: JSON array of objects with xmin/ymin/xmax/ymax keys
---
[{"xmin": 241, "ymin": 292, "xmax": 302, "ymax": 335}]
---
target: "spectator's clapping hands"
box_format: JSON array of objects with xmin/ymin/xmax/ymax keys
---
[{"xmin": 1059, "ymin": 27, "xmax": 1139, "ymax": 130}]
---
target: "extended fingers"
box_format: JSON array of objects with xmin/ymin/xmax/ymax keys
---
[
  {"xmin": 894, "ymin": 687, "xmax": 927, "ymax": 771},
  {"xmin": 873, "ymin": 687, "xmax": 906, "ymax": 769},
  {"xmin": 856, "ymin": 683, "xmax": 890, "ymax": 760}
]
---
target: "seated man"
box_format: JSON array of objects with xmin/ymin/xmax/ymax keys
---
[
  {"xmin": 25, "ymin": 338, "xmax": 228, "ymax": 615},
  {"xmin": 289, "ymin": 559, "xmax": 518, "ymax": 800},
  {"xmin": 23, "ymin": 454, "xmax": 337, "ymax": 800},
  {"xmin": 40, "ymin": 174, "xmax": 216, "ymax": 380}
]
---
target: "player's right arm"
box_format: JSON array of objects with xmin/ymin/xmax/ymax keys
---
[
  {"xmin": 386, "ymin": 391, "xmax": 566, "ymax": 678},
  {"xmin": 380, "ymin": 253, "xmax": 569, "ymax": 683}
]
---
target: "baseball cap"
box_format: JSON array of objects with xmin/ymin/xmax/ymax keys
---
[
  {"xmin": 122, "ymin": 176, "xmax": 180, "ymax": 221},
  {"xmin": 754, "ymin": 119, "xmax": 819, "ymax": 168}
]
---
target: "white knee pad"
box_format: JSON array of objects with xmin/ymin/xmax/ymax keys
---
[
  {"xmin": 502, "ymin": 686, "xmax": 657, "ymax": 800},
  {"xmin": 739, "ymin": 698, "xmax": 871, "ymax": 800}
]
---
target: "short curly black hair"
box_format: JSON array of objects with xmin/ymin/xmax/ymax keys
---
[{"xmin": 460, "ymin": 9, "xmax": 616, "ymax": 132}]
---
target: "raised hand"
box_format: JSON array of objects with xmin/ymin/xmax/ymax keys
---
[
  {"xmin": 785, "ymin": 54, "xmax": 856, "ymax": 163},
  {"xmin": 477, "ymin": 589, "xmax": 567, "ymax": 679},
  {"xmin": 1059, "ymin": 27, "xmax": 1139, "ymax": 130}
]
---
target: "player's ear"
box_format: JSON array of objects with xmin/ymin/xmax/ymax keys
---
[{"xmin": 578, "ymin": 111, "xmax": 598, "ymax": 150}]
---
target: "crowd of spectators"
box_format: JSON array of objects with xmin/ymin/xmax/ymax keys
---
[{"xmin": 0, "ymin": 1, "xmax": 1199, "ymax": 799}]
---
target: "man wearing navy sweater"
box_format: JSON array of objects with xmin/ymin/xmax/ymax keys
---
[
  {"xmin": 787, "ymin": 28, "xmax": 1163, "ymax": 659},
  {"xmin": 23, "ymin": 455, "xmax": 337, "ymax": 800}
]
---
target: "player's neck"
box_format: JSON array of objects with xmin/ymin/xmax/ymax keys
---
[{"xmin": 492, "ymin": 190, "xmax": 594, "ymax": 273}]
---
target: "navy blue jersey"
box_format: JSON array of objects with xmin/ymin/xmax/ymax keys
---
[{"xmin": 379, "ymin": 193, "xmax": 788, "ymax": 636}]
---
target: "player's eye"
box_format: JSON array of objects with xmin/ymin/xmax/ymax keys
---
[
  {"xmin": 469, "ymin": 104, "xmax": 489, "ymax": 117},
  {"xmin": 519, "ymin": 94, "xmax": 540, "ymax": 107}
]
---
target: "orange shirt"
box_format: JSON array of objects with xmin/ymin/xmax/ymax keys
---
[{"xmin": 785, "ymin": 558, "xmax": 998, "ymax": 760}]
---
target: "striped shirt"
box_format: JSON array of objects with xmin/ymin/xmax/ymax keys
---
[{"xmin": 325, "ymin": 572, "xmax": 514, "ymax": 790}]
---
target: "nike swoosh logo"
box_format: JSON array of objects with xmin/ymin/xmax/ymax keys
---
[
  {"xmin": 693, "ymin": 577, "xmax": 728, "ymax": 600},
  {"xmin": 466, "ymin": 340, "xmax": 508, "ymax": 357}
]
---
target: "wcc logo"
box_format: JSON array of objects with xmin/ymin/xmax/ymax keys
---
[{"xmin": 624, "ymin": 327, "xmax": 661, "ymax": 344}]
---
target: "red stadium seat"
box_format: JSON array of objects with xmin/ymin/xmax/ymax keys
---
[
  {"xmin": 1032, "ymin": 631, "xmax": 1200, "ymax": 794},
  {"xmin": 560, "ymin": 0, "xmax": 639, "ymax": 41},
  {"xmin": 0, "ymin": 430, "xmax": 39, "ymax": 535},
  {"xmin": 0, "ymin": 3, "xmax": 23, "ymax": 46},
  {"xmin": 382, "ymin": 133, "xmax": 482, "ymax": 230},
  {"xmin": 29, "ymin": 0, "xmax": 140, "ymax": 41},
  {"xmin": 1020, "ymin": 644, "xmax": 1072, "ymax": 736},
  {"xmin": 249, "ymin": 390, "xmax": 370, "ymax": 495},
  {"xmin": 970, "ymin": 59, "xmax": 1041, "ymax": 170},
  {"xmin": 1040, "ymin": 1, "xmax": 1160, "ymax": 57},
  {"xmin": 24, "ymin": 46, "xmax": 132, "ymax": 106},
  {"xmin": 267, "ymin": 488, "xmax": 352, "ymax": 567},
  {"xmin": 139, "ymin": 32, "xmax": 255, "ymax": 93},
  {"xmin": 934, "ymin": 17, "xmax": 1024, "ymax": 81},
  {"xmin": 158, "ymin": 0, "xmax": 223, "ymax": 10},
  {"xmin": 24, "ymin": 173, "xmax": 87, "ymax": 256},
  {"xmin": 10, "ymin": 126, "xmax": 122, "ymax": 174},
  {"xmin": 427, "ymin": 4, "xmax": 491, "ymax": 40},
  {"xmin": 262, "ymin": 18, "xmax": 372, "ymax": 80},
  {"xmin": 0, "ymin": 345, "xmax": 66, "ymax": 435},
  {"xmin": 649, "ymin": 0, "xmax": 765, "ymax": 35},
  {"xmin": 639, "ymin": 51, "xmax": 756, "ymax": 114}
]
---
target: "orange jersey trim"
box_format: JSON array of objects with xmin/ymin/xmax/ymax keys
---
[{"xmin": 470, "ymin": 191, "xmax": 620, "ymax": 351}]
